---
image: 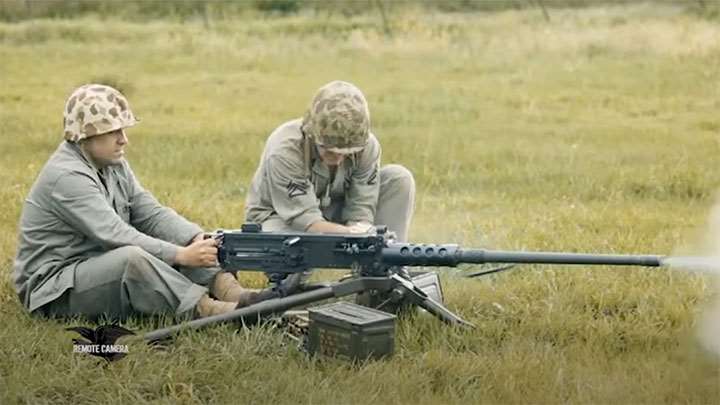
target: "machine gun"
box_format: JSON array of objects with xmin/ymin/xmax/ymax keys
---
[{"xmin": 144, "ymin": 224, "xmax": 664, "ymax": 343}]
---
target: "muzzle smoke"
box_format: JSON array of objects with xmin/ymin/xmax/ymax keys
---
[{"xmin": 664, "ymin": 202, "xmax": 720, "ymax": 357}]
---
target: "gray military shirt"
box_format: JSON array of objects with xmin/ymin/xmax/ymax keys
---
[
  {"xmin": 14, "ymin": 141, "xmax": 202, "ymax": 312},
  {"xmin": 245, "ymin": 119, "xmax": 381, "ymax": 230}
]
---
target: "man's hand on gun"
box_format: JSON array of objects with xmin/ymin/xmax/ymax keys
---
[
  {"xmin": 347, "ymin": 221, "xmax": 375, "ymax": 234},
  {"xmin": 175, "ymin": 237, "xmax": 218, "ymax": 267},
  {"xmin": 347, "ymin": 222, "xmax": 398, "ymax": 241}
]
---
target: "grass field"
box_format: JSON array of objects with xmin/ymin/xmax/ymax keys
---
[{"xmin": 0, "ymin": 3, "xmax": 719, "ymax": 404}]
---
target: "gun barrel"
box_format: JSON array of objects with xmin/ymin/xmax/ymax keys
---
[
  {"xmin": 382, "ymin": 244, "xmax": 664, "ymax": 267},
  {"xmin": 459, "ymin": 250, "xmax": 664, "ymax": 267}
]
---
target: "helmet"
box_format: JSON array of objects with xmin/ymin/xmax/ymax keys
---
[
  {"xmin": 62, "ymin": 84, "xmax": 138, "ymax": 142},
  {"xmin": 301, "ymin": 81, "xmax": 370, "ymax": 153}
]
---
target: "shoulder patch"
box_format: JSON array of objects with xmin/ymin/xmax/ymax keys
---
[{"xmin": 287, "ymin": 180, "xmax": 309, "ymax": 198}]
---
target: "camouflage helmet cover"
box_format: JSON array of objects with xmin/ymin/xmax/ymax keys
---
[
  {"xmin": 301, "ymin": 81, "xmax": 370, "ymax": 153},
  {"xmin": 63, "ymin": 84, "xmax": 138, "ymax": 142}
]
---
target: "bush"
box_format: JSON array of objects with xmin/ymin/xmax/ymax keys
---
[{"xmin": 254, "ymin": 0, "xmax": 300, "ymax": 14}]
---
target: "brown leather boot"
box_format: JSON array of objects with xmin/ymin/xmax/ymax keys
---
[
  {"xmin": 195, "ymin": 294, "xmax": 237, "ymax": 318},
  {"xmin": 211, "ymin": 272, "xmax": 264, "ymax": 307}
]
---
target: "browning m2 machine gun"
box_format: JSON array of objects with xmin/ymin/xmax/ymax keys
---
[{"xmin": 144, "ymin": 224, "xmax": 664, "ymax": 343}]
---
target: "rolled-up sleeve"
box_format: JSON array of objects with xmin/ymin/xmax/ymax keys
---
[
  {"xmin": 342, "ymin": 136, "xmax": 381, "ymax": 224},
  {"xmin": 266, "ymin": 153, "xmax": 324, "ymax": 231},
  {"xmin": 126, "ymin": 165, "xmax": 202, "ymax": 246},
  {"xmin": 50, "ymin": 172, "xmax": 180, "ymax": 264}
]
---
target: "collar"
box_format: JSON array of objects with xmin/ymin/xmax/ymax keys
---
[{"xmin": 65, "ymin": 141, "xmax": 101, "ymax": 172}]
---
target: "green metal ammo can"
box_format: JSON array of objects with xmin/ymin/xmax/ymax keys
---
[{"xmin": 307, "ymin": 302, "xmax": 396, "ymax": 361}]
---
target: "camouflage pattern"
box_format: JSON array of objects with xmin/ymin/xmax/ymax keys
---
[
  {"xmin": 301, "ymin": 81, "xmax": 370, "ymax": 153},
  {"xmin": 63, "ymin": 84, "xmax": 138, "ymax": 142}
]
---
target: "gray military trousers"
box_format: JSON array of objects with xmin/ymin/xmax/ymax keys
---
[
  {"xmin": 41, "ymin": 246, "xmax": 218, "ymax": 321},
  {"xmin": 262, "ymin": 164, "xmax": 415, "ymax": 241}
]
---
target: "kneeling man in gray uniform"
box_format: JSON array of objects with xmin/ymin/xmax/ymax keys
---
[
  {"xmin": 14, "ymin": 84, "xmax": 259, "ymax": 321},
  {"xmin": 246, "ymin": 80, "xmax": 415, "ymax": 240}
]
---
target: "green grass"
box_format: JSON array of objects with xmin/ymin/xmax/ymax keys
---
[{"xmin": 1, "ymin": 3, "xmax": 719, "ymax": 404}]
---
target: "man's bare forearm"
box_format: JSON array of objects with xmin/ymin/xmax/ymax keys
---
[{"xmin": 306, "ymin": 220, "xmax": 352, "ymax": 234}]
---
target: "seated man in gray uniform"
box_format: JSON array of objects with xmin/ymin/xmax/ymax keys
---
[
  {"xmin": 14, "ymin": 83, "xmax": 259, "ymax": 321},
  {"xmin": 246, "ymin": 80, "xmax": 415, "ymax": 241}
]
